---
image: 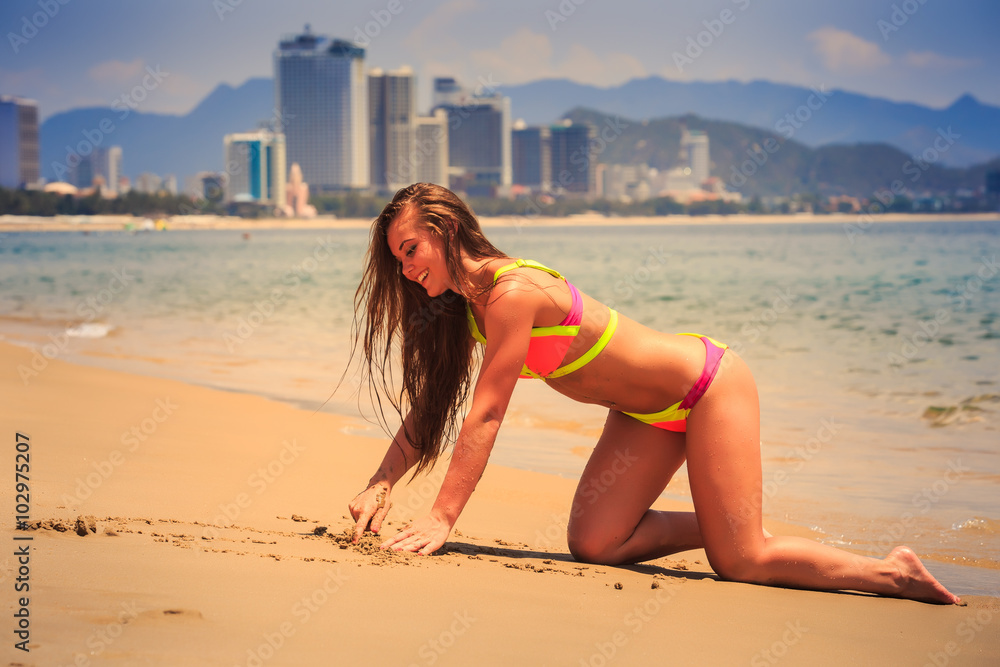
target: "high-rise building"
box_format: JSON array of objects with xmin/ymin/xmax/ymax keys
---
[
  {"xmin": 71, "ymin": 145, "xmax": 123, "ymax": 193},
  {"xmin": 432, "ymin": 77, "xmax": 463, "ymax": 107},
  {"xmin": 223, "ymin": 130, "xmax": 287, "ymax": 206},
  {"xmin": 433, "ymin": 78, "xmax": 511, "ymax": 196},
  {"xmin": 107, "ymin": 146, "xmax": 122, "ymax": 195},
  {"xmin": 987, "ymin": 171, "xmax": 1000, "ymax": 210},
  {"xmin": 72, "ymin": 152, "xmax": 96, "ymax": 189},
  {"xmin": 664, "ymin": 127, "xmax": 712, "ymax": 195},
  {"xmin": 684, "ymin": 129, "xmax": 710, "ymax": 186},
  {"xmin": 369, "ymin": 67, "xmax": 415, "ymax": 192},
  {"xmin": 512, "ymin": 123, "xmax": 550, "ymax": 191},
  {"xmin": 369, "ymin": 72, "xmax": 386, "ymax": 189},
  {"xmin": 274, "ymin": 26, "xmax": 368, "ymax": 191},
  {"xmin": 549, "ymin": 122, "xmax": 596, "ymax": 196},
  {"xmin": 71, "ymin": 147, "xmax": 100, "ymax": 189},
  {"xmin": 0, "ymin": 96, "xmax": 40, "ymax": 188},
  {"xmin": 413, "ymin": 110, "xmax": 449, "ymax": 188}
]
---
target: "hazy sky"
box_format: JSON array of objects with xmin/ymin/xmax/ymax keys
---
[{"xmin": 2, "ymin": 0, "xmax": 997, "ymax": 121}]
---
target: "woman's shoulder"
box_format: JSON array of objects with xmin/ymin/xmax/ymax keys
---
[
  {"xmin": 481, "ymin": 258, "xmax": 578, "ymax": 328},
  {"xmin": 487, "ymin": 258, "xmax": 565, "ymax": 297},
  {"xmin": 489, "ymin": 258, "xmax": 567, "ymax": 286}
]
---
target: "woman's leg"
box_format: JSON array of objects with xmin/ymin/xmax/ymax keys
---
[
  {"xmin": 567, "ymin": 410, "xmax": 703, "ymax": 565},
  {"xmin": 684, "ymin": 350, "xmax": 960, "ymax": 604}
]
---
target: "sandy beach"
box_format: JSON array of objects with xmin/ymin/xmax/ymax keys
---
[{"xmin": 3, "ymin": 339, "xmax": 999, "ymax": 665}]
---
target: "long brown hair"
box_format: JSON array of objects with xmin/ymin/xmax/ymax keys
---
[{"xmin": 353, "ymin": 183, "xmax": 507, "ymax": 476}]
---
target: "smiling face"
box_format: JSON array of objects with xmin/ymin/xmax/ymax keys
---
[{"xmin": 386, "ymin": 205, "xmax": 456, "ymax": 297}]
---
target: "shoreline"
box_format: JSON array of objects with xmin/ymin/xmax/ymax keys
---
[
  {"xmin": 1, "ymin": 210, "xmax": 998, "ymax": 232},
  {"xmin": 3, "ymin": 339, "xmax": 999, "ymax": 664}
]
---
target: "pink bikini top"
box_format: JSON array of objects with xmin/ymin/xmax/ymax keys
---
[{"xmin": 465, "ymin": 259, "xmax": 618, "ymax": 381}]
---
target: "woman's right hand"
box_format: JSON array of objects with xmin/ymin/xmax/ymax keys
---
[{"xmin": 348, "ymin": 482, "xmax": 392, "ymax": 543}]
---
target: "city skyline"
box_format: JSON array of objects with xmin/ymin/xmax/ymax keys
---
[{"xmin": 1, "ymin": 0, "xmax": 998, "ymax": 124}]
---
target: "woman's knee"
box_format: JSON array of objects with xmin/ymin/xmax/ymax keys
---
[
  {"xmin": 567, "ymin": 526, "xmax": 619, "ymax": 565},
  {"xmin": 706, "ymin": 546, "xmax": 769, "ymax": 584}
]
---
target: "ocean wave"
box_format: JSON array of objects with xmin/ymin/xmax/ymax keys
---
[
  {"xmin": 922, "ymin": 393, "xmax": 1000, "ymax": 426},
  {"xmin": 65, "ymin": 322, "xmax": 114, "ymax": 338},
  {"xmin": 952, "ymin": 517, "xmax": 1000, "ymax": 534}
]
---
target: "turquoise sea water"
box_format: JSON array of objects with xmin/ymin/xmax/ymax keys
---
[{"xmin": 1, "ymin": 219, "xmax": 997, "ymax": 595}]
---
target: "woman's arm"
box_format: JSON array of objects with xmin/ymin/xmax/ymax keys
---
[
  {"xmin": 369, "ymin": 412, "xmax": 419, "ymax": 488},
  {"xmin": 381, "ymin": 285, "xmax": 536, "ymax": 554},
  {"xmin": 348, "ymin": 414, "xmax": 418, "ymax": 542}
]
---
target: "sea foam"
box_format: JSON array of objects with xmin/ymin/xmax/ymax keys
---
[{"xmin": 66, "ymin": 322, "xmax": 114, "ymax": 338}]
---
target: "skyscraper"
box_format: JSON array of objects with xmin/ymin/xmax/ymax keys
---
[
  {"xmin": 369, "ymin": 67, "xmax": 415, "ymax": 192},
  {"xmin": 70, "ymin": 145, "xmax": 122, "ymax": 192},
  {"xmin": 107, "ymin": 146, "xmax": 122, "ymax": 195},
  {"xmin": 72, "ymin": 151, "xmax": 96, "ymax": 189},
  {"xmin": 223, "ymin": 130, "xmax": 287, "ymax": 207},
  {"xmin": 274, "ymin": 26, "xmax": 368, "ymax": 191},
  {"xmin": 512, "ymin": 123, "xmax": 550, "ymax": 191},
  {"xmin": 433, "ymin": 78, "xmax": 511, "ymax": 196},
  {"xmin": 549, "ymin": 122, "xmax": 596, "ymax": 196},
  {"xmin": 413, "ymin": 110, "xmax": 449, "ymax": 188},
  {"xmin": 684, "ymin": 129, "xmax": 710, "ymax": 186},
  {"xmin": 432, "ymin": 77, "xmax": 463, "ymax": 107},
  {"xmin": 664, "ymin": 127, "xmax": 711, "ymax": 195},
  {"xmin": 0, "ymin": 96, "xmax": 39, "ymax": 189}
]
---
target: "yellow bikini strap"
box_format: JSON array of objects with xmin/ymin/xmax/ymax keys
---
[
  {"xmin": 466, "ymin": 301, "xmax": 487, "ymax": 345},
  {"xmin": 491, "ymin": 259, "xmax": 564, "ymax": 283},
  {"xmin": 467, "ymin": 260, "xmax": 564, "ymax": 346},
  {"xmin": 545, "ymin": 309, "xmax": 618, "ymax": 379}
]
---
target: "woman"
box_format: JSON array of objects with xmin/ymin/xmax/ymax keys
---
[{"xmin": 348, "ymin": 183, "xmax": 959, "ymax": 604}]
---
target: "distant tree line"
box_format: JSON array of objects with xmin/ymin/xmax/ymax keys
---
[
  {"xmin": 2, "ymin": 186, "xmax": 994, "ymax": 219},
  {"xmin": 311, "ymin": 193, "xmax": 731, "ymax": 218},
  {"xmin": 0, "ymin": 187, "xmax": 218, "ymax": 217}
]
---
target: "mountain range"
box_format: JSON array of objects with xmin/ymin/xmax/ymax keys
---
[
  {"xmin": 562, "ymin": 108, "xmax": 999, "ymax": 198},
  {"xmin": 498, "ymin": 77, "xmax": 1000, "ymax": 168},
  {"xmin": 37, "ymin": 76, "xmax": 1000, "ymax": 197}
]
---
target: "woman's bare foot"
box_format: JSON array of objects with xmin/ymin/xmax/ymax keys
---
[{"xmin": 886, "ymin": 546, "xmax": 961, "ymax": 604}]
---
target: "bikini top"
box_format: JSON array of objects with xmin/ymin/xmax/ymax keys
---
[{"xmin": 465, "ymin": 259, "xmax": 619, "ymax": 380}]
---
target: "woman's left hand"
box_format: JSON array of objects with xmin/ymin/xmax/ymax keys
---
[{"xmin": 381, "ymin": 512, "xmax": 452, "ymax": 555}]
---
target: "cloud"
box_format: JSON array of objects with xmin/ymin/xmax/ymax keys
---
[
  {"xmin": 468, "ymin": 27, "xmax": 647, "ymax": 87},
  {"xmin": 469, "ymin": 27, "xmax": 553, "ymax": 83},
  {"xmin": 559, "ymin": 44, "xmax": 647, "ymax": 87},
  {"xmin": 88, "ymin": 58, "xmax": 146, "ymax": 85},
  {"xmin": 902, "ymin": 50, "xmax": 979, "ymax": 72},
  {"xmin": 808, "ymin": 26, "xmax": 890, "ymax": 73},
  {"xmin": 404, "ymin": 0, "xmax": 482, "ymax": 57}
]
